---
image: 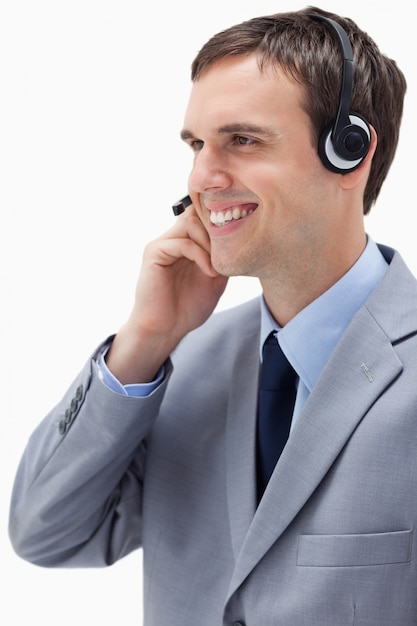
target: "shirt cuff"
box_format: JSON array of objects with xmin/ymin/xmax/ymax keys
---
[{"xmin": 96, "ymin": 351, "xmax": 165, "ymax": 397}]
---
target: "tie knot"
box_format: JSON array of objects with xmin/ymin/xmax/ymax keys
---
[{"xmin": 261, "ymin": 333, "xmax": 296, "ymax": 390}]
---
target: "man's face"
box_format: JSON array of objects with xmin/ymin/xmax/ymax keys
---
[{"xmin": 182, "ymin": 54, "xmax": 339, "ymax": 281}]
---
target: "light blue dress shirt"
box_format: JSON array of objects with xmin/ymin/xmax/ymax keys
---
[
  {"xmin": 260, "ymin": 236, "xmax": 388, "ymax": 427},
  {"xmin": 99, "ymin": 236, "xmax": 388, "ymax": 414}
]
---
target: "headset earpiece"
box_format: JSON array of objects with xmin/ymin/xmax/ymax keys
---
[
  {"xmin": 309, "ymin": 13, "xmax": 372, "ymax": 174},
  {"xmin": 318, "ymin": 113, "xmax": 371, "ymax": 173}
]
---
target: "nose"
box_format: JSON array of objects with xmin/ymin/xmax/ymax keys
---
[{"xmin": 188, "ymin": 146, "xmax": 233, "ymax": 194}]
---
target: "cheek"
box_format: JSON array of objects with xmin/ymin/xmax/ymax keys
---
[
  {"xmin": 266, "ymin": 173, "xmax": 332, "ymax": 241},
  {"xmin": 254, "ymin": 142, "xmax": 323, "ymax": 196}
]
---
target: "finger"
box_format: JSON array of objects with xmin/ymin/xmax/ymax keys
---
[
  {"xmin": 164, "ymin": 210, "xmax": 212, "ymax": 255},
  {"xmin": 151, "ymin": 237, "xmax": 219, "ymax": 277}
]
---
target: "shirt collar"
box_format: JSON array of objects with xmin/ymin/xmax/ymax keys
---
[{"xmin": 260, "ymin": 236, "xmax": 388, "ymax": 392}]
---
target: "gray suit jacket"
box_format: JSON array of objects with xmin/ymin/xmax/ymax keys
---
[{"xmin": 9, "ymin": 246, "xmax": 417, "ymax": 625}]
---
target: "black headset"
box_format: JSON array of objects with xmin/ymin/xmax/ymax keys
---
[{"xmin": 308, "ymin": 13, "xmax": 371, "ymax": 174}]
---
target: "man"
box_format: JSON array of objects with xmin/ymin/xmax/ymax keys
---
[{"xmin": 9, "ymin": 6, "xmax": 414, "ymax": 625}]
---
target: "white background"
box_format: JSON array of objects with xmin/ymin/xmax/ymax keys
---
[{"xmin": 1, "ymin": 0, "xmax": 414, "ymax": 623}]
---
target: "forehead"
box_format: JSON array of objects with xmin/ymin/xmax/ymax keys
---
[{"xmin": 183, "ymin": 54, "xmax": 306, "ymax": 132}]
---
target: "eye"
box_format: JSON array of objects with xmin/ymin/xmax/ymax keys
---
[
  {"xmin": 235, "ymin": 135, "xmax": 256, "ymax": 146},
  {"xmin": 188, "ymin": 139, "xmax": 204, "ymax": 152}
]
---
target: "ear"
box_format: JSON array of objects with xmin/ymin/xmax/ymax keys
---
[{"xmin": 339, "ymin": 125, "xmax": 377, "ymax": 190}]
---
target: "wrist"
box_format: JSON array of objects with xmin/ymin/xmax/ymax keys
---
[{"xmin": 105, "ymin": 323, "xmax": 175, "ymax": 385}]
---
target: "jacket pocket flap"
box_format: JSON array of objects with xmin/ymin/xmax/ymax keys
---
[{"xmin": 297, "ymin": 529, "xmax": 413, "ymax": 567}]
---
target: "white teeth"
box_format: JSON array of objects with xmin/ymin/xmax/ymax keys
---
[{"xmin": 209, "ymin": 206, "xmax": 253, "ymax": 226}]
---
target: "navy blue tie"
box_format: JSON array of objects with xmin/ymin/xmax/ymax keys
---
[{"xmin": 257, "ymin": 332, "xmax": 297, "ymax": 497}]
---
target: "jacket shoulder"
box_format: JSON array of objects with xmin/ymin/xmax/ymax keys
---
[{"xmin": 174, "ymin": 296, "xmax": 262, "ymax": 360}]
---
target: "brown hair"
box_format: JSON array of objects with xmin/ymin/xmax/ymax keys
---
[{"xmin": 191, "ymin": 6, "xmax": 407, "ymax": 214}]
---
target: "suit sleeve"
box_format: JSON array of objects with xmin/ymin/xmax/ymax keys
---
[{"xmin": 8, "ymin": 341, "xmax": 172, "ymax": 568}]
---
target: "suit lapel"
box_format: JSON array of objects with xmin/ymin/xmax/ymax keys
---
[
  {"xmin": 225, "ymin": 321, "xmax": 260, "ymax": 559},
  {"xmin": 226, "ymin": 304, "xmax": 404, "ymax": 600}
]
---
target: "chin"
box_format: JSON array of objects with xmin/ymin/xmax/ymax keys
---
[{"xmin": 212, "ymin": 258, "xmax": 251, "ymax": 278}]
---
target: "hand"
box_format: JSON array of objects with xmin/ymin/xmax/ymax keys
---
[{"xmin": 106, "ymin": 204, "xmax": 228, "ymax": 384}]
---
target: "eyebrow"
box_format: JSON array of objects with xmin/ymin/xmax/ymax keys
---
[{"xmin": 180, "ymin": 122, "xmax": 277, "ymax": 142}]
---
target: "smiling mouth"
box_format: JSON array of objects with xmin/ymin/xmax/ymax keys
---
[{"xmin": 209, "ymin": 205, "xmax": 257, "ymax": 226}]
